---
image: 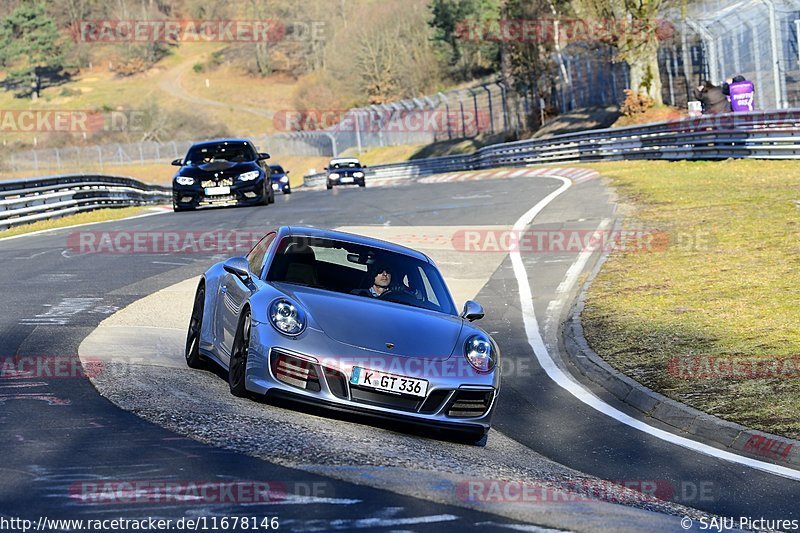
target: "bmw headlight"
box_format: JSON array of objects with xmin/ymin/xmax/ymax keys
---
[
  {"xmin": 269, "ymin": 299, "xmax": 306, "ymax": 336},
  {"xmin": 176, "ymin": 176, "xmax": 195, "ymax": 186},
  {"xmin": 280, "ymin": 176, "xmax": 289, "ymax": 183},
  {"xmin": 353, "ymin": 171, "xmax": 364, "ymax": 178},
  {"xmin": 238, "ymin": 170, "xmax": 260, "ymax": 181},
  {"xmin": 329, "ymin": 173, "xmax": 340, "ymax": 180},
  {"xmin": 464, "ymin": 335, "xmax": 496, "ymax": 372}
]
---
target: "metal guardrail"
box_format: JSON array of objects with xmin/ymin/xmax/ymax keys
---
[
  {"xmin": 304, "ymin": 110, "xmax": 800, "ymax": 186},
  {"xmin": 0, "ymin": 174, "xmax": 171, "ymax": 231}
]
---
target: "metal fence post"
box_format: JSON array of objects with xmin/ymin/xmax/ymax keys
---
[
  {"xmin": 687, "ymin": 18, "xmax": 721, "ymax": 84},
  {"xmin": 354, "ymin": 110, "xmax": 362, "ymax": 155},
  {"xmin": 759, "ymin": 0, "xmax": 785, "ymax": 108},
  {"xmin": 497, "ymin": 82, "xmax": 509, "ymax": 132},
  {"xmin": 459, "ymin": 99, "xmax": 467, "ymax": 138},
  {"xmin": 482, "ymin": 85, "xmax": 495, "ymax": 134},
  {"xmin": 747, "ymin": 20, "xmax": 766, "ymax": 109},
  {"xmin": 664, "ymin": 48, "xmax": 675, "ymax": 106},
  {"xmin": 436, "ymin": 93, "xmax": 451, "ymax": 141},
  {"xmin": 325, "ymin": 133, "xmax": 337, "ymax": 158},
  {"xmin": 470, "ymin": 88, "xmax": 480, "ymax": 135}
]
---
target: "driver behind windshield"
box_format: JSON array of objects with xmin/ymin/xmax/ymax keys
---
[{"xmin": 352, "ymin": 262, "xmax": 393, "ymax": 298}]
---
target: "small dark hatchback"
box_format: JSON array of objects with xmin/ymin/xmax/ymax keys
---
[
  {"xmin": 172, "ymin": 139, "xmax": 274, "ymax": 211},
  {"xmin": 269, "ymin": 164, "xmax": 292, "ymax": 194},
  {"xmin": 325, "ymin": 158, "xmax": 367, "ymax": 190}
]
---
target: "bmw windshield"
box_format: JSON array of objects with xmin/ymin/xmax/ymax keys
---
[{"xmin": 184, "ymin": 143, "xmax": 257, "ymax": 166}]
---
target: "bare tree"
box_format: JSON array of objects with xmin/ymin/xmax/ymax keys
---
[{"xmin": 572, "ymin": 0, "xmax": 665, "ymax": 104}]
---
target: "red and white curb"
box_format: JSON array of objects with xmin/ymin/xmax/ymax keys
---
[
  {"xmin": 297, "ymin": 167, "xmax": 600, "ymax": 191},
  {"xmin": 419, "ymin": 167, "xmax": 599, "ymax": 185}
]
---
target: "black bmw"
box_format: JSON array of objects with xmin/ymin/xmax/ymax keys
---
[{"xmin": 172, "ymin": 139, "xmax": 275, "ymax": 212}]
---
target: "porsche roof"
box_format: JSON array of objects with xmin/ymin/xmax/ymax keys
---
[{"xmin": 280, "ymin": 226, "xmax": 430, "ymax": 263}]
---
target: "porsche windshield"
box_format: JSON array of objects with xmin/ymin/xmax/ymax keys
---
[
  {"xmin": 184, "ymin": 143, "xmax": 257, "ymax": 165},
  {"xmin": 266, "ymin": 236, "xmax": 457, "ymax": 315}
]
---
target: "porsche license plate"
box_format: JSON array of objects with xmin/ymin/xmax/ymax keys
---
[
  {"xmin": 205, "ymin": 186, "xmax": 230, "ymax": 196},
  {"xmin": 350, "ymin": 367, "xmax": 428, "ymax": 397},
  {"xmin": 340, "ymin": 177, "xmax": 354, "ymax": 183}
]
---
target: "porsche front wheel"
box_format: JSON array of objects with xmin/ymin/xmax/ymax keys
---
[
  {"xmin": 228, "ymin": 309, "xmax": 251, "ymax": 397},
  {"xmin": 185, "ymin": 284, "xmax": 206, "ymax": 369}
]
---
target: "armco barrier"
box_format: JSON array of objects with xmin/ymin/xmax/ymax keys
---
[
  {"xmin": 304, "ymin": 110, "xmax": 800, "ymax": 186},
  {"xmin": 0, "ymin": 174, "xmax": 171, "ymax": 231}
]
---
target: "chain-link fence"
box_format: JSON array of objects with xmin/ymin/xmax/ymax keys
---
[
  {"xmin": 5, "ymin": 134, "xmax": 332, "ymax": 174},
  {"xmin": 6, "ymin": 1, "xmax": 797, "ymax": 174},
  {"xmin": 297, "ymin": 48, "xmax": 625, "ymax": 157},
  {"xmin": 659, "ymin": 0, "xmax": 800, "ymax": 109}
]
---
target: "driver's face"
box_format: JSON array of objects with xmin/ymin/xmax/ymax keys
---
[{"xmin": 373, "ymin": 268, "xmax": 391, "ymax": 288}]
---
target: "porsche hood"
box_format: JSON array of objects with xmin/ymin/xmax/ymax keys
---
[{"xmin": 278, "ymin": 285, "xmax": 463, "ymax": 360}]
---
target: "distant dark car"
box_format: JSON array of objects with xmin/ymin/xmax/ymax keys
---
[
  {"xmin": 269, "ymin": 164, "xmax": 292, "ymax": 194},
  {"xmin": 172, "ymin": 139, "xmax": 274, "ymax": 212},
  {"xmin": 326, "ymin": 158, "xmax": 366, "ymax": 190}
]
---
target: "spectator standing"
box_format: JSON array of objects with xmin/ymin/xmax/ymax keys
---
[
  {"xmin": 693, "ymin": 81, "xmax": 732, "ymax": 114},
  {"xmin": 723, "ymin": 75, "xmax": 755, "ymax": 112}
]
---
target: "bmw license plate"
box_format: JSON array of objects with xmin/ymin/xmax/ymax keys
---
[
  {"xmin": 205, "ymin": 186, "xmax": 230, "ymax": 196},
  {"xmin": 340, "ymin": 177, "xmax": 354, "ymax": 183},
  {"xmin": 350, "ymin": 367, "xmax": 428, "ymax": 397}
]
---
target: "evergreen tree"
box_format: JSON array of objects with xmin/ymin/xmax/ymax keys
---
[{"xmin": 0, "ymin": 2, "xmax": 66, "ymax": 98}]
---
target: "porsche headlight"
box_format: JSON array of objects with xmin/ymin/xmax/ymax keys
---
[
  {"xmin": 353, "ymin": 171, "xmax": 364, "ymax": 178},
  {"xmin": 269, "ymin": 299, "xmax": 306, "ymax": 336},
  {"xmin": 329, "ymin": 173, "xmax": 340, "ymax": 180},
  {"xmin": 238, "ymin": 170, "xmax": 260, "ymax": 181},
  {"xmin": 176, "ymin": 176, "xmax": 195, "ymax": 186},
  {"xmin": 279, "ymin": 176, "xmax": 289, "ymax": 183},
  {"xmin": 464, "ymin": 335, "xmax": 496, "ymax": 372}
]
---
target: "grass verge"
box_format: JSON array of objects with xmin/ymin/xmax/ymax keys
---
[
  {"xmin": 581, "ymin": 160, "xmax": 800, "ymax": 439},
  {"xmin": 0, "ymin": 206, "xmax": 152, "ymax": 239}
]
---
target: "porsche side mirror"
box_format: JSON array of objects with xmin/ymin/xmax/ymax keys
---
[
  {"xmin": 171, "ymin": 158, "xmax": 183, "ymax": 166},
  {"xmin": 257, "ymin": 152, "xmax": 270, "ymax": 161},
  {"xmin": 461, "ymin": 300, "xmax": 484, "ymax": 322},
  {"xmin": 223, "ymin": 257, "xmax": 251, "ymax": 281},
  {"xmin": 286, "ymin": 170, "xmax": 290, "ymax": 174}
]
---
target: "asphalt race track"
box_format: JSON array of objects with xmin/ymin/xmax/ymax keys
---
[{"xmin": 1, "ymin": 169, "xmax": 798, "ymax": 532}]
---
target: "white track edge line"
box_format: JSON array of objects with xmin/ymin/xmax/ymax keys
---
[{"xmin": 512, "ymin": 173, "xmax": 800, "ymax": 481}]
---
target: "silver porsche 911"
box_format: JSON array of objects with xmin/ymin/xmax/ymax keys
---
[{"xmin": 185, "ymin": 226, "xmax": 500, "ymax": 440}]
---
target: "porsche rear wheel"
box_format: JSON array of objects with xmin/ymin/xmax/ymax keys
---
[
  {"xmin": 228, "ymin": 309, "xmax": 251, "ymax": 397},
  {"xmin": 185, "ymin": 284, "xmax": 206, "ymax": 369}
]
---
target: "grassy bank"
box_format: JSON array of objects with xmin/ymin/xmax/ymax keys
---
[
  {"xmin": 0, "ymin": 206, "xmax": 152, "ymax": 239},
  {"xmin": 581, "ymin": 160, "xmax": 800, "ymax": 438}
]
